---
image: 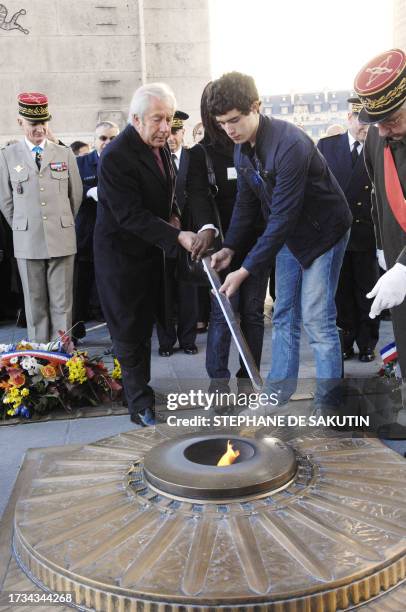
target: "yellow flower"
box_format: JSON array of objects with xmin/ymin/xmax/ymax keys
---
[
  {"xmin": 66, "ymin": 356, "xmax": 87, "ymax": 384},
  {"xmin": 111, "ymin": 358, "xmax": 122, "ymax": 380},
  {"xmin": 3, "ymin": 386, "xmax": 24, "ymax": 409},
  {"xmin": 21, "ymin": 388, "xmax": 29, "ymax": 397}
]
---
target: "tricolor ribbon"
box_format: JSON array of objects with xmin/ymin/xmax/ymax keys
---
[
  {"xmin": 383, "ymin": 145, "xmax": 406, "ymax": 232},
  {"xmin": 379, "ymin": 341, "xmax": 398, "ymax": 364}
]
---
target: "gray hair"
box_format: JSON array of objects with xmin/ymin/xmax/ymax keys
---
[
  {"xmin": 128, "ymin": 82, "xmax": 176, "ymax": 122},
  {"xmin": 95, "ymin": 120, "xmax": 119, "ymax": 132}
]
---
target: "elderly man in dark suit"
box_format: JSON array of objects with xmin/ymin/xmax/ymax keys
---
[
  {"xmin": 94, "ymin": 83, "xmax": 198, "ymax": 426},
  {"xmin": 73, "ymin": 120, "xmax": 119, "ymax": 340},
  {"xmin": 317, "ymin": 98, "xmax": 380, "ymax": 363}
]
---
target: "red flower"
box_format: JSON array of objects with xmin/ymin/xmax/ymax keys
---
[{"xmin": 9, "ymin": 371, "xmax": 26, "ymax": 388}]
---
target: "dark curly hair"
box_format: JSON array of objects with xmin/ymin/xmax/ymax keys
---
[{"xmin": 207, "ymin": 72, "xmax": 259, "ymax": 117}]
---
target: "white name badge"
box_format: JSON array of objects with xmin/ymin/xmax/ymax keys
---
[{"xmin": 227, "ymin": 167, "xmax": 237, "ymax": 180}]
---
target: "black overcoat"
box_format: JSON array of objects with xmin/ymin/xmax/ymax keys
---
[
  {"xmin": 94, "ymin": 124, "xmax": 180, "ymax": 342},
  {"xmin": 364, "ymin": 126, "xmax": 406, "ymax": 375}
]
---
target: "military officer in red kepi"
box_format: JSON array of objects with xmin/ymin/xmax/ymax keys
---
[
  {"xmin": 0, "ymin": 93, "xmax": 82, "ymax": 343},
  {"xmin": 354, "ymin": 49, "xmax": 406, "ymax": 405}
]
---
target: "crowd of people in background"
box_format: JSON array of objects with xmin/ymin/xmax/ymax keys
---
[{"xmin": 1, "ymin": 47, "xmax": 405, "ymax": 427}]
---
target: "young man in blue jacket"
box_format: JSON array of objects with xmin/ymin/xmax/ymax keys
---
[{"xmin": 207, "ymin": 72, "xmax": 352, "ymax": 407}]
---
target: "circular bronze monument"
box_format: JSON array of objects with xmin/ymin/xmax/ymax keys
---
[
  {"xmin": 12, "ymin": 427, "xmax": 406, "ymax": 611},
  {"xmin": 143, "ymin": 433, "xmax": 297, "ymax": 500}
]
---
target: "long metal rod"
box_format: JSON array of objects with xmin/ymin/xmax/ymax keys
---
[{"xmin": 202, "ymin": 256, "xmax": 263, "ymax": 390}]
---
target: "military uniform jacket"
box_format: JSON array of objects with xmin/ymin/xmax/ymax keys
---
[
  {"xmin": 0, "ymin": 140, "xmax": 82, "ymax": 259},
  {"xmin": 317, "ymin": 133, "xmax": 375, "ymax": 251}
]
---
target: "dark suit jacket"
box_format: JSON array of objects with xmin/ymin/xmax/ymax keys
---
[
  {"xmin": 94, "ymin": 124, "xmax": 180, "ymax": 341},
  {"xmin": 317, "ymin": 133, "xmax": 375, "ymax": 251},
  {"xmin": 75, "ymin": 149, "xmax": 98, "ymax": 258},
  {"xmin": 223, "ymin": 115, "xmax": 352, "ymax": 274},
  {"xmin": 175, "ymin": 147, "xmax": 189, "ymax": 214}
]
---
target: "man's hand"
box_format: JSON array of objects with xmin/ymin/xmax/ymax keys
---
[
  {"xmin": 178, "ymin": 230, "xmax": 198, "ymax": 252},
  {"xmin": 169, "ymin": 214, "xmax": 181, "ymax": 229},
  {"xmin": 211, "ymin": 247, "xmax": 234, "ymax": 272},
  {"xmin": 191, "ymin": 229, "xmax": 215, "ymax": 260},
  {"xmin": 87, "ymin": 187, "xmax": 98, "ymax": 202},
  {"xmin": 376, "ymin": 249, "xmax": 387, "ymax": 271},
  {"xmin": 367, "ymin": 262, "xmax": 406, "ymax": 318},
  {"xmin": 219, "ymin": 267, "xmax": 249, "ymax": 298}
]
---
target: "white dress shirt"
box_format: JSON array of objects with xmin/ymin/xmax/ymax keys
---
[
  {"xmin": 347, "ymin": 131, "xmax": 363, "ymax": 155},
  {"xmin": 25, "ymin": 138, "xmax": 47, "ymax": 159}
]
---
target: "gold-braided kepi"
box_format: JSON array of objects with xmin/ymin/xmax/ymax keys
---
[
  {"xmin": 354, "ymin": 48, "xmax": 406, "ymax": 123},
  {"xmin": 17, "ymin": 92, "xmax": 52, "ymax": 122},
  {"xmin": 171, "ymin": 110, "xmax": 189, "ymax": 131},
  {"xmin": 347, "ymin": 97, "xmax": 363, "ymax": 114}
]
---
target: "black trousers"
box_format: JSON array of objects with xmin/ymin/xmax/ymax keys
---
[
  {"xmin": 336, "ymin": 250, "xmax": 380, "ymax": 352},
  {"xmin": 113, "ymin": 337, "xmax": 153, "ymax": 417},
  {"xmin": 156, "ymin": 260, "xmax": 198, "ymax": 349}
]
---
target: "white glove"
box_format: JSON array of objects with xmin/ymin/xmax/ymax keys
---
[
  {"xmin": 376, "ymin": 249, "xmax": 387, "ymax": 271},
  {"xmin": 367, "ymin": 263, "xmax": 406, "ymax": 318},
  {"xmin": 87, "ymin": 187, "xmax": 98, "ymax": 202}
]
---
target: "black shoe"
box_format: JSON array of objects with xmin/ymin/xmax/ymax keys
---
[
  {"xmin": 342, "ymin": 347, "xmax": 355, "ymax": 360},
  {"xmin": 159, "ymin": 346, "xmax": 174, "ymax": 357},
  {"xmin": 130, "ymin": 407, "xmax": 156, "ymax": 427},
  {"xmin": 359, "ymin": 349, "xmax": 375, "ymax": 362},
  {"xmin": 181, "ymin": 344, "xmax": 198, "ymax": 355}
]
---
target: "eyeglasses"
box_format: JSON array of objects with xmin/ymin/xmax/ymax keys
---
[{"xmin": 97, "ymin": 135, "xmax": 116, "ymax": 142}]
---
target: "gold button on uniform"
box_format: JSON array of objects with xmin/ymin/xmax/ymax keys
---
[
  {"xmin": 357, "ymin": 202, "xmax": 362, "ymax": 206},
  {"xmin": 43, "ymin": 216, "xmax": 47, "ymax": 220},
  {"xmin": 40, "ymin": 187, "xmax": 44, "ymax": 191},
  {"xmin": 364, "ymin": 185, "xmax": 369, "ymax": 190},
  {"xmin": 355, "ymin": 219, "xmax": 360, "ymax": 223},
  {"xmin": 41, "ymin": 202, "xmax": 46, "ymax": 206}
]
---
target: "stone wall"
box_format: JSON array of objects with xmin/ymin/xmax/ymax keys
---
[
  {"xmin": 0, "ymin": 0, "xmax": 211, "ymax": 144},
  {"xmin": 394, "ymin": 0, "xmax": 406, "ymax": 51}
]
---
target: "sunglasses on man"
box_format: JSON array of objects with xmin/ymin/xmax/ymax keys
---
[{"xmin": 97, "ymin": 135, "xmax": 116, "ymax": 142}]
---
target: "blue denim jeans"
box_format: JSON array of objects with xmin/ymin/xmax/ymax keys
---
[
  {"xmin": 265, "ymin": 232, "xmax": 349, "ymax": 406},
  {"xmin": 206, "ymin": 268, "xmax": 269, "ymax": 384}
]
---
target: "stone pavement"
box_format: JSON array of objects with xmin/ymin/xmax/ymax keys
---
[{"xmin": 0, "ymin": 306, "xmax": 403, "ymax": 519}]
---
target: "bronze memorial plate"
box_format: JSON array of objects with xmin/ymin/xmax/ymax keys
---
[{"xmin": 3, "ymin": 426, "xmax": 406, "ymax": 611}]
